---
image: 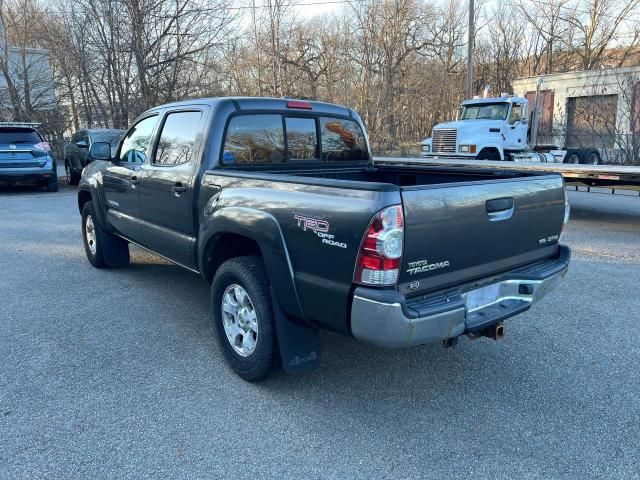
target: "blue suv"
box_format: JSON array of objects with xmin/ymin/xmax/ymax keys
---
[{"xmin": 0, "ymin": 123, "xmax": 58, "ymax": 192}]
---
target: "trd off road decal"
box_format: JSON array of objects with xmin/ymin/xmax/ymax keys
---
[{"xmin": 294, "ymin": 214, "xmax": 347, "ymax": 249}]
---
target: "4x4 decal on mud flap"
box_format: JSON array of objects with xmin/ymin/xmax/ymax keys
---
[{"xmin": 294, "ymin": 214, "xmax": 347, "ymax": 249}]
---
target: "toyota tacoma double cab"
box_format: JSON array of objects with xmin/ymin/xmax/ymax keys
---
[{"xmin": 77, "ymin": 97, "xmax": 570, "ymax": 381}]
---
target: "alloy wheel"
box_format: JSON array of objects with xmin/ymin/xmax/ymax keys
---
[
  {"xmin": 85, "ymin": 215, "xmax": 97, "ymax": 255},
  {"xmin": 221, "ymin": 284, "xmax": 259, "ymax": 357}
]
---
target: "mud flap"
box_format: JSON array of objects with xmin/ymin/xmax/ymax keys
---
[{"xmin": 271, "ymin": 289, "xmax": 320, "ymax": 375}]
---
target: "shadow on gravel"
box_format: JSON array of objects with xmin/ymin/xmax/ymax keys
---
[
  {"xmin": 571, "ymin": 205, "xmax": 640, "ymax": 223},
  {"xmin": 96, "ymin": 250, "xmax": 540, "ymax": 401}
]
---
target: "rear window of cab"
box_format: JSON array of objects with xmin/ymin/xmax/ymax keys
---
[{"xmin": 221, "ymin": 114, "xmax": 369, "ymax": 165}]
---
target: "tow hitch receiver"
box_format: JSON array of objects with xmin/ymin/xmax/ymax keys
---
[
  {"xmin": 465, "ymin": 321, "xmax": 506, "ymax": 343},
  {"xmin": 482, "ymin": 322, "xmax": 505, "ymax": 341}
]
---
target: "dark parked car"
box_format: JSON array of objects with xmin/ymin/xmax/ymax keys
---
[
  {"xmin": 64, "ymin": 128, "xmax": 124, "ymax": 185},
  {"xmin": 77, "ymin": 97, "xmax": 570, "ymax": 381},
  {"xmin": 0, "ymin": 122, "xmax": 58, "ymax": 192}
]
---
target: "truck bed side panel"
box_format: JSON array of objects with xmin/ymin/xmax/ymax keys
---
[{"xmin": 201, "ymin": 172, "xmax": 401, "ymax": 334}]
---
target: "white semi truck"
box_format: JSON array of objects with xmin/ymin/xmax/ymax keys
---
[{"xmin": 420, "ymin": 80, "xmax": 601, "ymax": 165}]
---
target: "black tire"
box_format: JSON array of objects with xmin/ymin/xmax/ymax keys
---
[
  {"xmin": 81, "ymin": 201, "xmax": 130, "ymax": 268},
  {"xmin": 211, "ymin": 256, "xmax": 278, "ymax": 382},
  {"xmin": 65, "ymin": 161, "xmax": 80, "ymax": 185},
  {"xmin": 580, "ymin": 148, "xmax": 600, "ymax": 165},
  {"xmin": 564, "ymin": 149, "xmax": 581, "ymax": 164},
  {"xmin": 476, "ymin": 148, "xmax": 501, "ymax": 161},
  {"xmin": 46, "ymin": 176, "xmax": 59, "ymax": 192}
]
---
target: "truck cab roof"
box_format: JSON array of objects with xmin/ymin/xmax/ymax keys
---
[
  {"xmin": 147, "ymin": 96, "xmax": 354, "ymax": 118},
  {"xmin": 461, "ymin": 96, "xmax": 528, "ymax": 106}
]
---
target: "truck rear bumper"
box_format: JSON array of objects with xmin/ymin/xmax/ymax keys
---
[{"xmin": 350, "ymin": 245, "xmax": 570, "ymax": 348}]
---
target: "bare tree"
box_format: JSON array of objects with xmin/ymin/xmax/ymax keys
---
[{"xmin": 564, "ymin": 0, "xmax": 640, "ymax": 70}]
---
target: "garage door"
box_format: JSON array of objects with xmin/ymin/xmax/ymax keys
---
[{"xmin": 566, "ymin": 94, "xmax": 617, "ymax": 149}]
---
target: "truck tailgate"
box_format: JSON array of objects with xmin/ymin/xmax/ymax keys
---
[{"xmin": 399, "ymin": 175, "xmax": 565, "ymax": 295}]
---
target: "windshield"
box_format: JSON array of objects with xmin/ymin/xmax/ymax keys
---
[
  {"xmin": 92, "ymin": 131, "xmax": 124, "ymax": 148},
  {"xmin": 461, "ymin": 103, "xmax": 509, "ymax": 121},
  {"xmin": 0, "ymin": 128, "xmax": 42, "ymax": 144}
]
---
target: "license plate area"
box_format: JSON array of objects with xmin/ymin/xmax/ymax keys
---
[{"xmin": 464, "ymin": 283, "xmax": 502, "ymax": 312}]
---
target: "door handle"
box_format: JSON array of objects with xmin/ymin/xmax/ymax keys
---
[
  {"xmin": 486, "ymin": 197, "xmax": 514, "ymax": 221},
  {"xmin": 172, "ymin": 183, "xmax": 187, "ymax": 195},
  {"xmin": 130, "ymin": 175, "xmax": 139, "ymax": 187}
]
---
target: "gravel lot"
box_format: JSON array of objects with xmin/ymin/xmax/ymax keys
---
[{"xmin": 1, "ymin": 185, "xmax": 639, "ymax": 479}]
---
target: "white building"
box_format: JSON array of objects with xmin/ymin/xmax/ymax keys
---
[
  {"xmin": 0, "ymin": 46, "xmax": 55, "ymax": 114},
  {"xmin": 512, "ymin": 66, "xmax": 640, "ymax": 161}
]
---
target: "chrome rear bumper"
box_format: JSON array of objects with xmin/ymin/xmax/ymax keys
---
[{"xmin": 350, "ymin": 246, "xmax": 570, "ymax": 348}]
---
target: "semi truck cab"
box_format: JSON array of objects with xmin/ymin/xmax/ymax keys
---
[{"xmin": 421, "ymin": 96, "xmax": 530, "ymax": 161}]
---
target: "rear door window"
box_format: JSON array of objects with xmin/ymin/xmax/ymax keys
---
[
  {"xmin": 153, "ymin": 111, "xmax": 202, "ymax": 166},
  {"xmin": 223, "ymin": 115, "xmax": 285, "ymax": 165},
  {"xmin": 319, "ymin": 118, "xmax": 368, "ymax": 161},
  {"xmin": 285, "ymin": 117, "xmax": 318, "ymax": 160},
  {"xmin": 0, "ymin": 128, "xmax": 42, "ymax": 145}
]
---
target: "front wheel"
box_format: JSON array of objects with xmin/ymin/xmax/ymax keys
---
[
  {"xmin": 81, "ymin": 201, "xmax": 130, "ymax": 268},
  {"xmin": 476, "ymin": 148, "xmax": 501, "ymax": 161},
  {"xmin": 211, "ymin": 256, "xmax": 278, "ymax": 382}
]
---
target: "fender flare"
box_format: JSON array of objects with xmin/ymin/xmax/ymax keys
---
[
  {"xmin": 198, "ymin": 206, "xmax": 306, "ymax": 323},
  {"xmin": 77, "ymin": 175, "xmax": 110, "ymax": 232}
]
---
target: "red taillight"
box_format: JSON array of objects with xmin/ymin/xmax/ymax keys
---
[
  {"xmin": 286, "ymin": 100, "xmax": 312, "ymax": 110},
  {"xmin": 354, "ymin": 205, "xmax": 404, "ymax": 286},
  {"xmin": 34, "ymin": 142, "xmax": 50, "ymax": 152}
]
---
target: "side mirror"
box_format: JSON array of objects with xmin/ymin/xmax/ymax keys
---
[
  {"xmin": 76, "ymin": 140, "xmax": 88, "ymax": 148},
  {"xmin": 89, "ymin": 141, "xmax": 111, "ymax": 161}
]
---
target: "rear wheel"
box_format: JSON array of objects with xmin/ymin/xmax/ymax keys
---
[
  {"xmin": 580, "ymin": 148, "xmax": 600, "ymax": 165},
  {"xmin": 65, "ymin": 161, "xmax": 80, "ymax": 185},
  {"xmin": 564, "ymin": 149, "xmax": 580, "ymax": 164},
  {"xmin": 45, "ymin": 176, "xmax": 59, "ymax": 192},
  {"xmin": 81, "ymin": 201, "xmax": 130, "ymax": 268},
  {"xmin": 211, "ymin": 256, "xmax": 278, "ymax": 382}
]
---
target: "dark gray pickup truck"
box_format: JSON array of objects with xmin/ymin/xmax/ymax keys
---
[{"xmin": 78, "ymin": 97, "xmax": 570, "ymax": 381}]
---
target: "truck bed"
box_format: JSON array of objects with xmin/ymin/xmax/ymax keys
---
[
  {"xmin": 209, "ymin": 163, "xmax": 565, "ymax": 301},
  {"xmin": 289, "ymin": 165, "xmax": 566, "ymax": 296},
  {"xmin": 375, "ymin": 157, "xmax": 640, "ymax": 192},
  {"xmin": 290, "ymin": 164, "xmax": 538, "ymax": 186}
]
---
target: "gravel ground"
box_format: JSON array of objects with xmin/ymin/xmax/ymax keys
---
[{"xmin": 0, "ymin": 185, "xmax": 639, "ymax": 480}]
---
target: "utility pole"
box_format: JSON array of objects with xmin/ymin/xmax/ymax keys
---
[{"xmin": 466, "ymin": 0, "xmax": 474, "ymax": 99}]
